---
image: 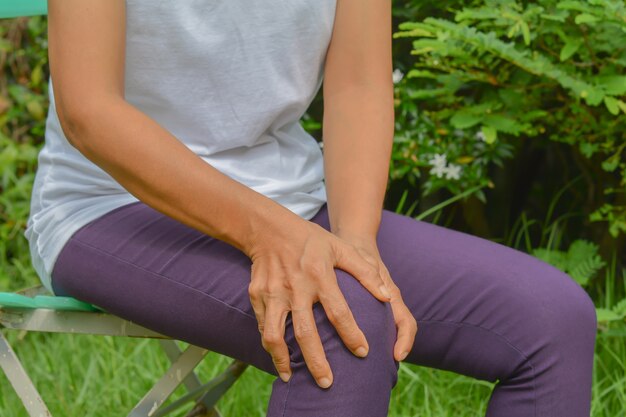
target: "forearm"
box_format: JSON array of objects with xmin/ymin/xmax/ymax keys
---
[
  {"xmin": 322, "ymin": 84, "xmax": 395, "ymax": 240},
  {"xmin": 61, "ymin": 97, "xmax": 304, "ymax": 257}
]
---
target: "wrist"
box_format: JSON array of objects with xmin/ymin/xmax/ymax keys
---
[
  {"xmin": 328, "ymin": 204, "xmax": 382, "ymax": 243},
  {"xmin": 242, "ymin": 200, "xmax": 310, "ymax": 261},
  {"xmin": 333, "ymin": 228, "xmax": 378, "ymax": 246}
]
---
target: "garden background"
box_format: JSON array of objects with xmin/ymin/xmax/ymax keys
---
[{"xmin": 1, "ymin": 0, "xmax": 625, "ymax": 415}]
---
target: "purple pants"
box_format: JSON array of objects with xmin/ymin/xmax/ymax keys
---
[{"xmin": 51, "ymin": 201, "xmax": 596, "ymax": 417}]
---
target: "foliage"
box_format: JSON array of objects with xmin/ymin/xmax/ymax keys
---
[
  {"xmin": 392, "ymin": 0, "xmax": 626, "ymax": 237},
  {"xmin": 532, "ymin": 239, "xmax": 606, "ymax": 286},
  {"xmin": 595, "ymin": 299, "xmax": 626, "ymax": 323},
  {"xmin": 0, "ymin": 16, "xmax": 48, "ymax": 289}
]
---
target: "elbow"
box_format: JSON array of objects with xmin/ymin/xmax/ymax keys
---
[
  {"xmin": 55, "ymin": 96, "xmax": 118, "ymax": 156},
  {"xmin": 56, "ymin": 102, "xmax": 97, "ymax": 155},
  {"xmin": 57, "ymin": 112, "xmax": 86, "ymax": 153}
]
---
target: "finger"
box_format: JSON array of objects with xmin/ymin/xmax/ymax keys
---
[
  {"xmin": 248, "ymin": 280, "xmax": 267, "ymax": 335},
  {"xmin": 317, "ymin": 278, "xmax": 369, "ymax": 358},
  {"xmin": 334, "ymin": 241, "xmax": 391, "ymax": 302},
  {"xmin": 262, "ymin": 301, "xmax": 292, "ymax": 382},
  {"xmin": 291, "ymin": 302, "xmax": 333, "ymax": 389},
  {"xmin": 393, "ymin": 309, "xmax": 418, "ymax": 362},
  {"xmin": 378, "ymin": 266, "xmax": 417, "ymax": 361}
]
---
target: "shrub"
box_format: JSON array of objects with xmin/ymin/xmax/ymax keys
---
[{"xmin": 391, "ymin": 0, "xmax": 626, "ymax": 238}]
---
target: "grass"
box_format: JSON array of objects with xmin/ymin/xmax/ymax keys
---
[
  {"xmin": 0, "ymin": 329, "xmax": 624, "ymax": 416},
  {"xmin": 0, "ymin": 329, "xmax": 493, "ymax": 417}
]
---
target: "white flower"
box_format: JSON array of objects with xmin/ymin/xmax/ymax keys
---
[
  {"xmin": 427, "ymin": 153, "xmax": 462, "ymax": 180},
  {"xmin": 429, "ymin": 164, "xmax": 447, "ymax": 178},
  {"xmin": 392, "ymin": 68, "xmax": 404, "ymax": 84},
  {"xmin": 427, "ymin": 153, "xmax": 447, "ymax": 168},
  {"xmin": 443, "ymin": 163, "xmax": 462, "ymax": 180}
]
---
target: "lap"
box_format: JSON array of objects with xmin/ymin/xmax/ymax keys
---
[
  {"xmin": 50, "ymin": 200, "xmax": 394, "ymax": 379},
  {"xmin": 51, "ymin": 200, "xmax": 593, "ymax": 382}
]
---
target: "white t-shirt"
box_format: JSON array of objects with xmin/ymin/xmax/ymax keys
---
[{"xmin": 25, "ymin": 0, "xmax": 336, "ymax": 295}]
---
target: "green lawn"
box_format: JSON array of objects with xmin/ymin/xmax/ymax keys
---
[{"xmin": 1, "ymin": 327, "xmax": 624, "ymax": 416}]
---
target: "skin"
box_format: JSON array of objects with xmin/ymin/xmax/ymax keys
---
[
  {"xmin": 48, "ymin": 0, "xmax": 417, "ymax": 390},
  {"xmin": 322, "ymin": 0, "xmax": 418, "ymax": 367}
]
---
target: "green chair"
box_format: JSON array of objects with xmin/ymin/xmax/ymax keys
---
[{"xmin": 0, "ymin": 2, "xmax": 249, "ymax": 416}]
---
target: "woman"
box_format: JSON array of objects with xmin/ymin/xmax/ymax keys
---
[{"xmin": 26, "ymin": 0, "xmax": 597, "ymax": 416}]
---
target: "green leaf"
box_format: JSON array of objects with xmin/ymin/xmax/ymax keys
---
[
  {"xmin": 520, "ymin": 21, "xmax": 531, "ymax": 46},
  {"xmin": 507, "ymin": 22, "xmax": 520, "ymax": 40},
  {"xmin": 596, "ymin": 308, "xmax": 622, "ymax": 322},
  {"xmin": 540, "ymin": 12, "xmax": 568, "ymax": 22},
  {"xmin": 613, "ymin": 298, "xmax": 626, "ymax": 317},
  {"xmin": 557, "ymin": 0, "xmax": 592, "ymax": 12},
  {"xmin": 450, "ymin": 110, "xmax": 483, "ymax": 129},
  {"xmin": 519, "ymin": 110, "xmax": 549, "ymax": 121},
  {"xmin": 532, "ymin": 248, "xmax": 568, "ymax": 271},
  {"xmin": 579, "ymin": 142, "xmax": 599, "ymax": 158},
  {"xmin": 575, "ymin": 13, "xmax": 600, "ymax": 24},
  {"xmin": 565, "ymin": 240, "xmax": 606, "ymax": 286},
  {"xmin": 483, "ymin": 114, "xmax": 526, "ymax": 135},
  {"xmin": 31, "ymin": 65, "xmax": 43, "ymax": 87},
  {"xmin": 604, "ymin": 96, "xmax": 620, "ymax": 115},
  {"xmin": 481, "ymin": 125, "xmax": 497, "ymax": 144},
  {"xmin": 595, "ymin": 75, "xmax": 626, "ymax": 95},
  {"xmin": 581, "ymin": 88, "xmax": 605, "ymax": 106},
  {"xmin": 411, "ymin": 39, "xmax": 446, "ymax": 53},
  {"xmin": 406, "ymin": 69, "xmax": 438, "ymax": 79},
  {"xmin": 602, "ymin": 156, "xmax": 619, "ymax": 172},
  {"xmin": 560, "ymin": 39, "xmax": 581, "ymax": 61},
  {"xmin": 456, "ymin": 8, "xmax": 500, "ymax": 22}
]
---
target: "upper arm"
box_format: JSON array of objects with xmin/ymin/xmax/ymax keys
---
[
  {"xmin": 322, "ymin": 0, "xmax": 393, "ymax": 99},
  {"xmin": 47, "ymin": 0, "xmax": 126, "ymax": 133}
]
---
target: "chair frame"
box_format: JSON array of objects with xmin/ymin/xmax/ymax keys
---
[{"xmin": 0, "ymin": 285, "xmax": 249, "ymax": 417}]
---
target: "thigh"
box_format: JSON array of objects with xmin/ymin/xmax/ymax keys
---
[
  {"xmin": 51, "ymin": 201, "xmax": 399, "ymax": 417},
  {"xmin": 369, "ymin": 208, "xmax": 594, "ymax": 382},
  {"xmin": 51, "ymin": 200, "xmax": 281, "ymax": 375}
]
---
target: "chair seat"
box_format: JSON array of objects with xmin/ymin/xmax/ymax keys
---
[{"xmin": 0, "ymin": 292, "xmax": 103, "ymax": 312}]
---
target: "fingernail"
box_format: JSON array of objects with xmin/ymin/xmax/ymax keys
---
[
  {"xmin": 379, "ymin": 285, "xmax": 391, "ymax": 299},
  {"xmin": 355, "ymin": 346, "xmax": 368, "ymax": 357},
  {"xmin": 279, "ymin": 372, "xmax": 291, "ymax": 382},
  {"xmin": 399, "ymin": 351, "xmax": 409, "ymax": 361},
  {"xmin": 318, "ymin": 377, "xmax": 332, "ymax": 388}
]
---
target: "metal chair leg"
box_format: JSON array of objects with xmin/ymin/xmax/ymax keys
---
[
  {"xmin": 128, "ymin": 344, "xmax": 209, "ymax": 417},
  {"xmin": 158, "ymin": 339, "xmax": 222, "ymax": 416},
  {"xmin": 151, "ymin": 358, "xmax": 249, "ymax": 417},
  {"xmin": 0, "ymin": 329, "xmax": 52, "ymax": 417}
]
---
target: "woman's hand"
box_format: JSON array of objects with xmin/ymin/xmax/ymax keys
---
[
  {"xmin": 334, "ymin": 231, "xmax": 418, "ymax": 363},
  {"xmin": 246, "ymin": 218, "xmax": 393, "ymax": 389}
]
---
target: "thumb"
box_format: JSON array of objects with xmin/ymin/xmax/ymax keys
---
[{"xmin": 333, "ymin": 240, "xmax": 391, "ymax": 302}]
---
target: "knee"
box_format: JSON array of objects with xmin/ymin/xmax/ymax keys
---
[
  {"xmin": 539, "ymin": 269, "xmax": 597, "ymax": 347},
  {"xmin": 334, "ymin": 269, "xmax": 396, "ymax": 331},
  {"xmin": 557, "ymin": 272, "xmax": 597, "ymax": 336},
  {"xmin": 287, "ymin": 268, "xmax": 400, "ymax": 387},
  {"xmin": 332, "ymin": 268, "xmax": 400, "ymax": 385}
]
